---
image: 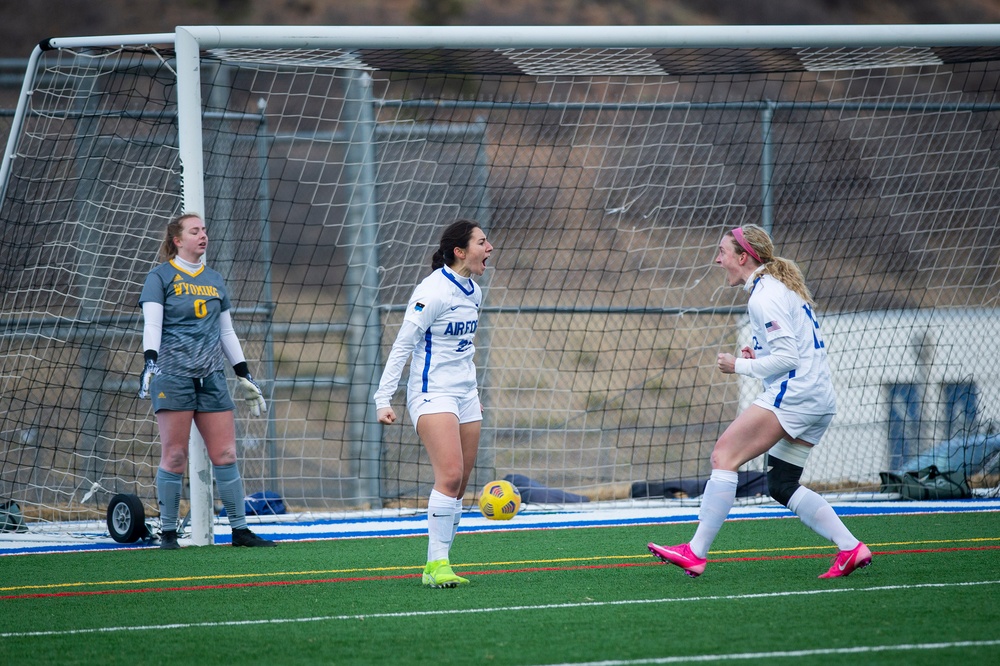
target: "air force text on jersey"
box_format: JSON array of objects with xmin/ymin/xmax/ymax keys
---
[{"xmin": 443, "ymin": 319, "xmax": 477, "ymax": 336}]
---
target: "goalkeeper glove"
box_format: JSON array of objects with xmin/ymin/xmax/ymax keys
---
[
  {"xmin": 138, "ymin": 352, "xmax": 159, "ymax": 399},
  {"xmin": 234, "ymin": 363, "xmax": 267, "ymax": 417}
]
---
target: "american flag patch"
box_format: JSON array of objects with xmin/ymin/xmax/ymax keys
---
[
  {"xmin": 414, "ymin": 302, "xmax": 425, "ymax": 312},
  {"xmin": 765, "ymin": 320, "xmax": 781, "ymax": 332}
]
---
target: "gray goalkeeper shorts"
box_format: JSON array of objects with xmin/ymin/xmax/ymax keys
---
[{"xmin": 151, "ymin": 370, "xmax": 236, "ymax": 414}]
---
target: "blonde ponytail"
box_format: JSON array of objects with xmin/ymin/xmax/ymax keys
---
[{"xmin": 734, "ymin": 224, "xmax": 813, "ymax": 304}]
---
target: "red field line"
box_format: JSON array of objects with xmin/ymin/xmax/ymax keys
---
[
  {"xmin": 710, "ymin": 544, "xmax": 1000, "ymax": 564},
  {"xmin": 4, "ymin": 544, "xmax": 998, "ymax": 601}
]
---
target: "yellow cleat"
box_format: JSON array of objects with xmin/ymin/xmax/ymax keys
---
[{"xmin": 422, "ymin": 559, "xmax": 469, "ymax": 588}]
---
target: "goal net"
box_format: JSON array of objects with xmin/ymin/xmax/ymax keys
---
[{"xmin": 2, "ymin": 26, "xmax": 999, "ymax": 534}]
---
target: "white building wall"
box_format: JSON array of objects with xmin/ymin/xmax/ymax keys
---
[{"xmin": 739, "ymin": 309, "xmax": 1000, "ymax": 485}]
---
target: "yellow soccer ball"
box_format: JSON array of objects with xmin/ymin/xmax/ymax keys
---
[{"xmin": 478, "ymin": 480, "xmax": 521, "ymax": 520}]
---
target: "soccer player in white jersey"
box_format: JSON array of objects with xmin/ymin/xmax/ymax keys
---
[
  {"xmin": 648, "ymin": 224, "xmax": 871, "ymax": 579},
  {"xmin": 374, "ymin": 219, "xmax": 493, "ymax": 588},
  {"xmin": 138, "ymin": 213, "xmax": 274, "ymax": 549}
]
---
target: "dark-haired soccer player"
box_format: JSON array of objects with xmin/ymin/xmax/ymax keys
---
[{"xmin": 374, "ymin": 219, "xmax": 493, "ymax": 587}]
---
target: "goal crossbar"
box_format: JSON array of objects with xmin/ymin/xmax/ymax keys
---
[{"xmin": 35, "ymin": 24, "xmax": 1000, "ymax": 51}]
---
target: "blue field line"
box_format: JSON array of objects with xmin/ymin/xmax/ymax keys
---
[
  {"xmin": 832, "ymin": 502, "xmax": 1000, "ymax": 516},
  {"xmin": 1, "ymin": 498, "xmax": 997, "ymax": 556}
]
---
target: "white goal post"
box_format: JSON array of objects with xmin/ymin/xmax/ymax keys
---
[{"xmin": 2, "ymin": 24, "xmax": 1000, "ymax": 542}]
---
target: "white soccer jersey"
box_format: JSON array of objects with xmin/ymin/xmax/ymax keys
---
[
  {"xmin": 374, "ymin": 267, "xmax": 482, "ymax": 408},
  {"xmin": 737, "ymin": 273, "xmax": 837, "ymax": 416}
]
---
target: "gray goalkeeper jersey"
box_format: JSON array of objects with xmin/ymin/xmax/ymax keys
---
[{"xmin": 139, "ymin": 260, "xmax": 232, "ymax": 377}]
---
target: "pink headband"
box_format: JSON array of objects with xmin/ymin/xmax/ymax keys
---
[{"xmin": 731, "ymin": 227, "xmax": 762, "ymax": 263}]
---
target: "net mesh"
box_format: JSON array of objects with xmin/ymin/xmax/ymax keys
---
[{"xmin": 2, "ymin": 38, "xmax": 999, "ymax": 526}]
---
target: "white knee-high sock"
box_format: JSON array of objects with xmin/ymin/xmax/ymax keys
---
[
  {"xmin": 689, "ymin": 469, "xmax": 738, "ymax": 559},
  {"xmin": 451, "ymin": 497, "xmax": 463, "ymax": 541},
  {"xmin": 788, "ymin": 486, "xmax": 859, "ymax": 551},
  {"xmin": 427, "ymin": 489, "xmax": 457, "ymax": 562}
]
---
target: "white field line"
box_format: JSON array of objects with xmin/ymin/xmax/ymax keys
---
[
  {"xmin": 529, "ymin": 639, "xmax": 1000, "ymax": 666},
  {"xmin": 1, "ymin": 579, "xmax": 997, "ymax": 640}
]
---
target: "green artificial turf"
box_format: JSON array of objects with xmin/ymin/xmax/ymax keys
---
[{"xmin": 1, "ymin": 512, "xmax": 998, "ymax": 665}]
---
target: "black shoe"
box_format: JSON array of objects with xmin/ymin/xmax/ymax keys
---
[
  {"xmin": 159, "ymin": 529, "xmax": 180, "ymax": 550},
  {"xmin": 231, "ymin": 527, "xmax": 276, "ymax": 547}
]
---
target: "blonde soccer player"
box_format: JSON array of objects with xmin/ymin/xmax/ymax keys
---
[{"xmin": 648, "ymin": 224, "xmax": 871, "ymax": 579}]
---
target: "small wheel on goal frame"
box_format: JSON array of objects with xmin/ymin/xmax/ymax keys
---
[{"xmin": 106, "ymin": 493, "xmax": 147, "ymax": 543}]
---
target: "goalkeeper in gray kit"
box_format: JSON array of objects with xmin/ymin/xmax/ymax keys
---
[{"xmin": 138, "ymin": 213, "xmax": 275, "ymax": 549}]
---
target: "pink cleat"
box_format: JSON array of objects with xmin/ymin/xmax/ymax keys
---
[
  {"xmin": 818, "ymin": 542, "xmax": 872, "ymax": 579},
  {"xmin": 648, "ymin": 542, "xmax": 707, "ymax": 578}
]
